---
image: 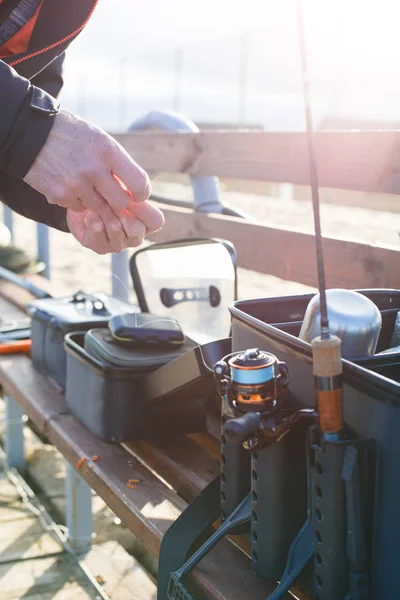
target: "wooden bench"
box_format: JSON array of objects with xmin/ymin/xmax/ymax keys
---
[{"xmin": 0, "ymin": 281, "xmax": 311, "ymax": 600}]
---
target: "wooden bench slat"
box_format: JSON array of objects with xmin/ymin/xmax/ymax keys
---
[
  {"xmin": 0, "ymin": 355, "xmax": 67, "ymax": 431},
  {"xmin": 124, "ymin": 436, "xmax": 220, "ymax": 504}
]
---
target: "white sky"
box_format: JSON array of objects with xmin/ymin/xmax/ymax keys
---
[{"xmin": 60, "ymin": 0, "xmax": 400, "ymax": 130}]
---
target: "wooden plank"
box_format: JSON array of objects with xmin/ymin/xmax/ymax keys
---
[
  {"xmin": 149, "ymin": 204, "xmax": 400, "ymax": 289},
  {"xmin": 0, "ymin": 355, "xmax": 66, "ymax": 431},
  {"xmin": 124, "ymin": 436, "xmax": 220, "ymax": 503},
  {"xmin": 113, "ymin": 130, "xmax": 400, "ymax": 194},
  {"xmin": 293, "ymin": 184, "xmax": 400, "ymax": 213}
]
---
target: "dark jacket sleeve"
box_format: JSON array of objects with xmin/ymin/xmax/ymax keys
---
[
  {"xmin": 0, "ymin": 171, "xmax": 69, "ymax": 232},
  {"xmin": 31, "ymin": 53, "xmax": 65, "ymax": 99},
  {"xmin": 0, "ymin": 53, "xmax": 69, "ymax": 232},
  {"xmin": 0, "ymin": 59, "xmax": 60, "ymax": 180}
]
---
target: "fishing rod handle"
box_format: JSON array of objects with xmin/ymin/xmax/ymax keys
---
[{"xmin": 312, "ymin": 335, "xmax": 343, "ymax": 435}]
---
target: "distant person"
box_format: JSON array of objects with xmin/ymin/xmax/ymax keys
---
[{"xmin": 0, "ymin": 1, "xmax": 164, "ymax": 255}]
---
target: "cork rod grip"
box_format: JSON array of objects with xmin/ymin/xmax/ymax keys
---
[{"xmin": 312, "ymin": 335, "xmax": 343, "ymax": 434}]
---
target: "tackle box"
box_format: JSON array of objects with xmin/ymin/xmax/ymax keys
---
[
  {"xmin": 28, "ymin": 291, "xmax": 134, "ymax": 389},
  {"xmin": 64, "ymin": 331, "xmax": 230, "ymax": 442},
  {"xmin": 84, "ymin": 327, "xmax": 197, "ymax": 369},
  {"xmin": 240, "ymin": 288, "xmax": 400, "ymax": 358},
  {"xmin": 229, "ymin": 289, "xmax": 400, "ymax": 599}
]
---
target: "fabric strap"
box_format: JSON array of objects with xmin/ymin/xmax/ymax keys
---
[{"xmin": 157, "ymin": 475, "xmax": 221, "ymax": 600}]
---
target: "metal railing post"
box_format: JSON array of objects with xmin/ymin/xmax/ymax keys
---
[
  {"xmin": 37, "ymin": 223, "xmax": 50, "ymax": 279},
  {"xmin": 111, "ymin": 250, "xmax": 130, "ymax": 300},
  {"xmin": 129, "ymin": 110, "xmax": 222, "ymax": 214},
  {"xmin": 65, "ymin": 460, "xmax": 93, "ymax": 553},
  {"xmin": 4, "ymin": 396, "xmax": 25, "ymax": 471},
  {"xmin": 3, "ymin": 206, "xmax": 14, "ymax": 241}
]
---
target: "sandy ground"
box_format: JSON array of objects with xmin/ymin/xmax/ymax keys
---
[{"xmin": 1, "ymin": 180, "xmax": 399, "ymax": 301}]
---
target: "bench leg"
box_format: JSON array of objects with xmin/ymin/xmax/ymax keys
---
[
  {"xmin": 65, "ymin": 460, "xmax": 93, "ymax": 553},
  {"xmin": 4, "ymin": 396, "xmax": 25, "ymax": 471}
]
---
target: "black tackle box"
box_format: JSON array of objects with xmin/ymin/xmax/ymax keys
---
[
  {"xmin": 64, "ymin": 331, "xmax": 230, "ymax": 442},
  {"xmin": 28, "ymin": 291, "xmax": 134, "ymax": 389}
]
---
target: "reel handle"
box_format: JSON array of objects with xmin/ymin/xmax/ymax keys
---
[{"xmin": 223, "ymin": 412, "xmax": 261, "ymax": 443}]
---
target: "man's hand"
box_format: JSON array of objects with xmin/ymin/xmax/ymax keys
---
[
  {"xmin": 66, "ymin": 200, "xmax": 164, "ymax": 255},
  {"xmin": 24, "ymin": 108, "xmax": 151, "ymax": 213}
]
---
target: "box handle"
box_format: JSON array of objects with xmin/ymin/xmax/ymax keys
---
[{"xmin": 71, "ymin": 291, "xmax": 110, "ymax": 316}]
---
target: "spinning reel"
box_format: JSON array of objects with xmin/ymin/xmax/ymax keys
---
[{"xmin": 214, "ymin": 348, "xmax": 316, "ymax": 451}]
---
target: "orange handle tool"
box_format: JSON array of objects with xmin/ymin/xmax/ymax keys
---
[{"xmin": 0, "ymin": 340, "xmax": 32, "ymax": 354}]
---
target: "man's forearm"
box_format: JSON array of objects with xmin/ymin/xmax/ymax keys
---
[{"xmin": 0, "ymin": 53, "xmax": 68, "ymax": 232}]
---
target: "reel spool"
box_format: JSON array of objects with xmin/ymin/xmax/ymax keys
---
[
  {"xmin": 215, "ymin": 348, "xmax": 291, "ymax": 451},
  {"xmin": 227, "ymin": 348, "xmax": 289, "ymax": 412}
]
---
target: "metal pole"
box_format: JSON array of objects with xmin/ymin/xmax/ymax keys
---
[
  {"xmin": 238, "ymin": 31, "xmax": 249, "ymax": 126},
  {"xmin": 173, "ymin": 47, "xmax": 183, "ymax": 113},
  {"xmin": 65, "ymin": 461, "xmax": 93, "ymax": 553},
  {"xmin": 3, "ymin": 206, "xmax": 14, "ymax": 241},
  {"xmin": 111, "ymin": 251, "xmax": 130, "ymax": 300},
  {"xmin": 129, "ymin": 110, "xmax": 222, "ymax": 213},
  {"xmin": 4, "ymin": 396, "xmax": 25, "ymax": 471},
  {"xmin": 37, "ymin": 223, "xmax": 50, "ymax": 279}
]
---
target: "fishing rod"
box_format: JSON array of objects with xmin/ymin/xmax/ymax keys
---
[{"xmin": 296, "ymin": 0, "xmax": 344, "ymax": 440}]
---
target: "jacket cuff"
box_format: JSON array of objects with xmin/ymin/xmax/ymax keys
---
[
  {"xmin": 0, "ymin": 168, "xmax": 70, "ymax": 233},
  {"xmin": 1, "ymin": 85, "xmax": 60, "ymax": 180}
]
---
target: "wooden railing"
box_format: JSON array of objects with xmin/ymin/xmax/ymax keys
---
[{"xmin": 113, "ymin": 130, "xmax": 400, "ymax": 290}]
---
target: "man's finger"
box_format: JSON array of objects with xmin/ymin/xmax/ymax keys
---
[
  {"xmin": 98, "ymin": 205, "xmax": 127, "ymax": 254},
  {"xmin": 48, "ymin": 194, "xmax": 85, "ymax": 213},
  {"xmin": 66, "ymin": 209, "xmax": 87, "ymax": 243},
  {"xmin": 110, "ymin": 143, "xmax": 151, "ymax": 205},
  {"xmin": 119, "ymin": 212, "xmax": 147, "ymax": 245},
  {"xmin": 126, "ymin": 200, "xmax": 164, "ymax": 233},
  {"xmin": 83, "ymin": 211, "xmax": 103, "ymax": 231},
  {"xmin": 79, "ymin": 185, "xmax": 108, "ymax": 213},
  {"xmin": 82, "ymin": 215, "xmax": 110, "ymax": 254},
  {"xmin": 93, "ymin": 171, "xmax": 132, "ymax": 214}
]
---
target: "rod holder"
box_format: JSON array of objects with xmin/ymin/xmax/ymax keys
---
[
  {"xmin": 308, "ymin": 426, "xmax": 373, "ymax": 600},
  {"xmin": 220, "ymin": 412, "xmax": 251, "ymax": 531}
]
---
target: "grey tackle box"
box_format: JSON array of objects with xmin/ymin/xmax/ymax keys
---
[
  {"xmin": 28, "ymin": 291, "xmax": 134, "ymax": 389},
  {"xmin": 64, "ymin": 330, "xmax": 216, "ymax": 442}
]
